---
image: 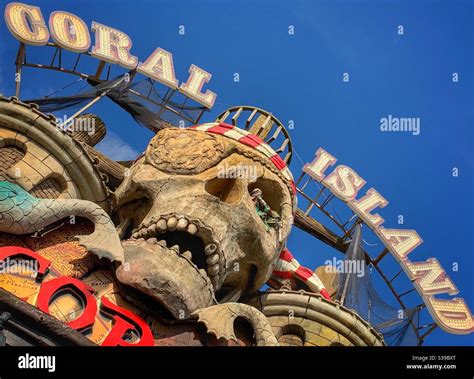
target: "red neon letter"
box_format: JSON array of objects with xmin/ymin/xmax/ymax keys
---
[
  {"xmin": 36, "ymin": 276, "xmax": 97, "ymax": 331},
  {"xmin": 100, "ymin": 297, "xmax": 154, "ymax": 346},
  {"xmin": 0, "ymin": 246, "xmax": 51, "ymax": 278}
]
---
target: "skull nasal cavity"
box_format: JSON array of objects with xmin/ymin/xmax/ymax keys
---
[{"xmin": 205, "ymin": 178, "xmax": 242, "ymax": 204}]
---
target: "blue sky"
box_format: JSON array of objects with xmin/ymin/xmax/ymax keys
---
[{"xmin": 0, "ymin": 0, "xmax": 472, "ymax": 346}]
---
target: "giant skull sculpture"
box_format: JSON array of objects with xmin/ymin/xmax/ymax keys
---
[{"xmin": 114, "ymin": 126, "xmax": 295, "ymax": 319}]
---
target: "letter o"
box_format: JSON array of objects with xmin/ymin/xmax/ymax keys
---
[
  {"xmin": 49, "ymin": 11, "xmax": 90, "ymax": 53},
  {"xmin": 36, "ymin": 276, "xmax": 97, "ymax": 331}
]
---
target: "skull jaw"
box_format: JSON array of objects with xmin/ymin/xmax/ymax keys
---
[
  {"xmin": 115, "ymin": 195, "xmax": 288, "ymax": 309},
  {"xmin": 116, "ymin": 240, "xmax": 215, "ymax": 319}
]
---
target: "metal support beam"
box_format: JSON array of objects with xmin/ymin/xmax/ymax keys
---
[
  {"xmin": 0, "ymin": 289, "xmax": 94, "ymax": 346},
  {"xmin": 14, "ymin": 43, "xmax": 25, "ymax": 98}
]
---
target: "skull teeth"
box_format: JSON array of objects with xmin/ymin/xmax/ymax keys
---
[
  {"xmin": 157, "ymin": 240, "xmax": 167, "ymax": 248},
  {"xmin": 176, "ymin": 218, "xmax": 188, "ymax": 231},
  {"xmin": 148, "ymin": 224, "xmax": 157, "ymax": 235},
  {"xmin": 206, "ymin": 253, "xmax": 219, "ymax": 265},
  {"xmin": 204, "ymin": 243, "xmax": 217, "ymax": 255},
  {"xmin": 212, "ymin": 276, "xmax": 220, "ymax": 288},
  {"xmin": 167, "ymin": 217, "xmax": 177, "ymax": 231},
  {"xmin": 182, "ymin": 251, "xmax": 192, "ymax": 260},
  {"xmin": 187, "ymin": 224, "xmax": 197, "ymax": 235},
  {"xmin": 208, "ymin": 264, "xmax": 220, "ymax": 276},
  {"xmin": 157, "ymin": 219, "xmax": 167, "ymax": 232},
  {"xmin": 170, "ymin": 244, "xmax": 180, "ymax": 253},
  {"xmin": 132, "ymin": 218, "xmax": 199, "ymax": 239},
  {"xmin": 130, "ymin": 217, "xmax": 226, "ymax": 290}
]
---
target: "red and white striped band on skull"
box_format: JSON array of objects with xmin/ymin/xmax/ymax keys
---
[
  {"xmin": 190, "ymin": 122, "xmax": 296, "ymax": 206},
  {"xmin": 271, "ymin": 248, "xmax": 331, "ymax": 300}
]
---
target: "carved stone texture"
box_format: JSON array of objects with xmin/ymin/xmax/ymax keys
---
[
  {"xmin": 29, "ymin": 177, "xmax": 64, "ymax": 199},
  {"xmin": 0, "ymin": 146, "xmax": 25, "ymax": 180},
  {"xmin": 147, "ymin": 128, "xmax": 229, "ymax": 175},
  {"xmin": 193, "ymin": 303, "xmax": 279, "ymax": 346},
  {"xmin": 0, "ymin": 96, "xmax": 109, "ymax": 210},
  {"xmin": 246, "ymin": 290, "xmax": 385, "ymax": 346}
]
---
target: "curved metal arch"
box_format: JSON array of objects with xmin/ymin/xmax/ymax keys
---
[{"xmin": 215, "ymin": 105, "xmax": 293, "ymax": 165}]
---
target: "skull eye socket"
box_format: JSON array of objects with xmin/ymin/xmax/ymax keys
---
[
  {"xmin": 204, "ymin": 177, "xmax": 243, "ymax": 204},
  {"xmin": 248, "ymin": 178, "xmax": 283, "ymax": 216}
]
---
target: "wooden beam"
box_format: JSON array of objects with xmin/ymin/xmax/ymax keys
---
[
  {"xmin": 293, "ymin": 208, "xmax": 346, "ymax": 251},
  {"xmin": 82, "ymin": 144, "xmax": 126, "ymax": 182}
]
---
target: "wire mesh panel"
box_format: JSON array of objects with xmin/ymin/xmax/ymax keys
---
[
  {"xmin": 336, "ymin": 225, "xmax": 421, "ymax": 346},
  {"xmin": 293, "ymin": 170, "xmax": 428, "ymax": 345},
  {"xmin": 23, "ymin": 75, "xmax": 208, "ymax": 132}
]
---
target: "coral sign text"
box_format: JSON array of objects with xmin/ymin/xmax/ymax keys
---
[{"xmin": 4, "ymin": 2, "xmax": 217, "ymax": 108}]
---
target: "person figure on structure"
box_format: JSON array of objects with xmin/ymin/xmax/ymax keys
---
[{"xmin": 250, "ymin": 188, "xmax": 282, "ymax": 230}]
